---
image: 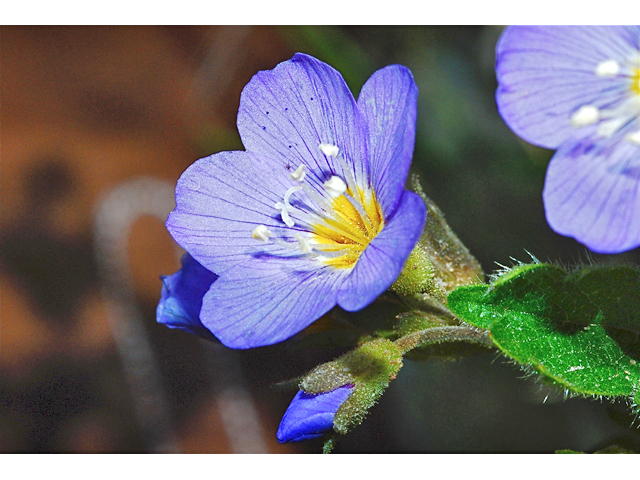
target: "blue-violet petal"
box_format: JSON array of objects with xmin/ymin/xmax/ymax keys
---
[
  {"xmin": 543, "ymin": 132, "xmax": 640, "ymax": 253},
  {"xmin": 357, "ymin": 64, "xmax": 418, "ymax": 217},
  {"xmin": 200, "ymin": 257, "xmax": 349, "ymax": 349},
  {"xmin": 277, "ymin": 385, "xmax": 354, "ymax": 443},
  {"xmin": 237, "ymin": 52, "xmax": 370, "ymax": 195}
]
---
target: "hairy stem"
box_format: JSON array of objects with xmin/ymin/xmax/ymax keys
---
[{"xmin": 394, "ymin": 325, "xmax": 494, "ymax": 354}]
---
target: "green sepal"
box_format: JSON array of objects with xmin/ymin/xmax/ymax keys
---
[
  {"xmin": 408, "ymin": 175, "xmax": 485, "ymax": 294},
  {"xmin": 301, "ymin": 338, "xmax": 403, "ymax": 435},
  {"xmin": 391, "ymin": 246, "xmax": 444, "ymax": 301},
  {"xmin": 390, "ymin": 176, "xmax": 484, "ymax": 305},
  {"xmin": 447, "ymin": 263, "xmax": 640, "ymax": 399},
  {"xmin": 322, "ymin": 435, "xmax": 337, "ymax": 454}
]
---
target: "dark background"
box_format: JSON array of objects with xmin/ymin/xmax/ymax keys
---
[{"xmin": 2, "ymin": 25, "xmax": 640, "ymax": 453}]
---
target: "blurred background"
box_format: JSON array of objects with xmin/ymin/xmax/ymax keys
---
[{"xmin": 2, "ymin": 25, "xmax": 640, "ymax": 453}]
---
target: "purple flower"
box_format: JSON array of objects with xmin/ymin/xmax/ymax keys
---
[
  {"xmin": 277, "ymin": 385, "xmax": 354, "ymax": 443},
  {"xmin": 156, "ymin": 253, "xmax": 218, "ymax": 341},
  {"xmin": 496, "ymin": 26, "xmax": 640, "ymax": 253},
  {"xmin": 166, "ymin": 53, "xmax": 426, "ymax": 348}
]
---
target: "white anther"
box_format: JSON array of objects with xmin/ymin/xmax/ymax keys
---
[
  {"xmin": 626, "ymin": 130, "xmax": 640, "ymax": 145},
  {"xmin": 323, "ymin": 176, "xmax": 347, "ymax": 198},
  {"xmin": 275, "ymin": 186, "xmax": 303, "ymax": 227},
  {"xmin": 571, "ymin": 105, "xmax": 600, "ymax": 128},
  {"xmin": 319, "ymin": 143, "xmax": 340, "ymax": 157},
  {"xmin": 595, "ymin": 59, "xmax": 620, "ymax": 77},
  {"xmin": 252, "ymin": 225, "xmax": 272, "ymax": 242},
  {"xmin": 295, "ymin": 233, "xmax": 313, "ymax": 254},
  {"xmin": 290, "ymin": 164, "xmax": 306, "ymax": 182}
]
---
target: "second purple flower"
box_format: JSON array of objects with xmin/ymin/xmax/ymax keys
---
[{"xmin": 496, "ymin": 26, "xmax": 640, "ymax": 253}]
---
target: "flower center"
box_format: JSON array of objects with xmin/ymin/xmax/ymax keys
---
[
  {"xmin": 311, "ymin": 185, "xmax": 384, "ymax": 269},
  {"xmin": 252, "ymin": 143, "xmax": 384, "ymax": 270}
]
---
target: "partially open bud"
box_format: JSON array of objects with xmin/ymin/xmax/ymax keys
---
[
  {"xmin": 276, "ymin": 385, "xmax": 354, "ymax": 443},
  {"xmin": 299, "ymin": 338, "xmax": 403, "ymax": 437}
]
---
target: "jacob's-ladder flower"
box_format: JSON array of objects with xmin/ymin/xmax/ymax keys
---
[{"xmin": 164, "ymin": 53, "xmax": 426, "ymax": 348}]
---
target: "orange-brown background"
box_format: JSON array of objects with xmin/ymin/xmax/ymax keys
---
[{"xmin": 1, "ymin": 25, "xmax": 303, "ymax": 453}]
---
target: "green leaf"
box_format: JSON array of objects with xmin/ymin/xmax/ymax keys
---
[{"xmin": 447, "ymin": 263, "xmax": 640, "ymax": 399}]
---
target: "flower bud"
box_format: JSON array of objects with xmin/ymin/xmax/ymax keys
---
[
  {"xmin": 156, "ymin": 253, "xmax": 218, "ymax": 341},
  {"xmin": 276, "ymin": 385, "xmax": 354, "ymax": 443},
  {"xmin": 301, "ymin": 338, "xmax": 403, "ymax": 436}
]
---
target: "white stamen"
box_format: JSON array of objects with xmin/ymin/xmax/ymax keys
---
[
  {"xmin": 571, "ymin": 105, "xmax": 600, "ymax": 128},
  {"xmin": 323, "ymin": 176, "xmax": 348, "ymax": 198},
  {"xmin": 295, "ymin": 233, "xmax": 313, "ymax": 253},
  {"xmin": 290, "ymin": 164, "xmax": 306, "ymax": 182},
  {"xmin": 252, "ymin": 225, "xmax": 272, "ymax": 242},
  {"xmin": 311, "ymin": 246, "xmax": 354, "ymax": 259},
  {"xmin": 270, "ymin": 237, "xmax": 299, "ymax": 251},
  {"xmin": 319, "ymin": 143, "xmax": 340, "ymax": 157},
  {"xmin": 626, "ymin": 130, "xmax": 640, "ymax": 145},
  {"xmin": 275, "ymin": 186, "xmax": 303, "ymax": 227},
  {"xmin": 595, "ymin": 59, "xmax": 620, "ymax": 77}
]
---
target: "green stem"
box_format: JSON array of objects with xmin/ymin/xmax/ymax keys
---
[
  {"xmin": 402, "ymin": 293, "xmax": 460, "ymax": 324},
  {"xmin": 394, "ymin": 325, "xmax": 494, "ymax": 354},
  {"xmin": 323, "ymin": 435, "xmax": 337, "ymax": 454}
]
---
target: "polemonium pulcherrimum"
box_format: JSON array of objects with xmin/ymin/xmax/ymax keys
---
[
  {"xmin": 496, "ymin": 26, "xmax": 640, "ymax": 253},
  {"xmin": 164, "ymin": 53, "xmax": 427, "ymax": 348},
  {"xmin": 277, "ymin": 385, "xmax": 354, "ymax": 443}
]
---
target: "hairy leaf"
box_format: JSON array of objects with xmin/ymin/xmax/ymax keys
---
[{"xmin": 447, "ymin": 263, "xmax": 640, "ymax": 398}]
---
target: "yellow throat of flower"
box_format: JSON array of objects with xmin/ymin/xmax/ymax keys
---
[
  {"xmin": 312, "ymin": 188, "xmax": 384, "ymax": 269},
  {"xmin": 632, "ymin": 66, "xmax": 640, "ymax": 96}
]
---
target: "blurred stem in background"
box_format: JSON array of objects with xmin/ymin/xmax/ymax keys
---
[{"xmin": 94, "ymin": 177, "xmax": 269, "ymax": 453}]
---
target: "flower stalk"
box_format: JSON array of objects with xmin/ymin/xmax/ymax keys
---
[{"xmin": 394, "ymin": 325, "xmax": 494, "ymax": 355}]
